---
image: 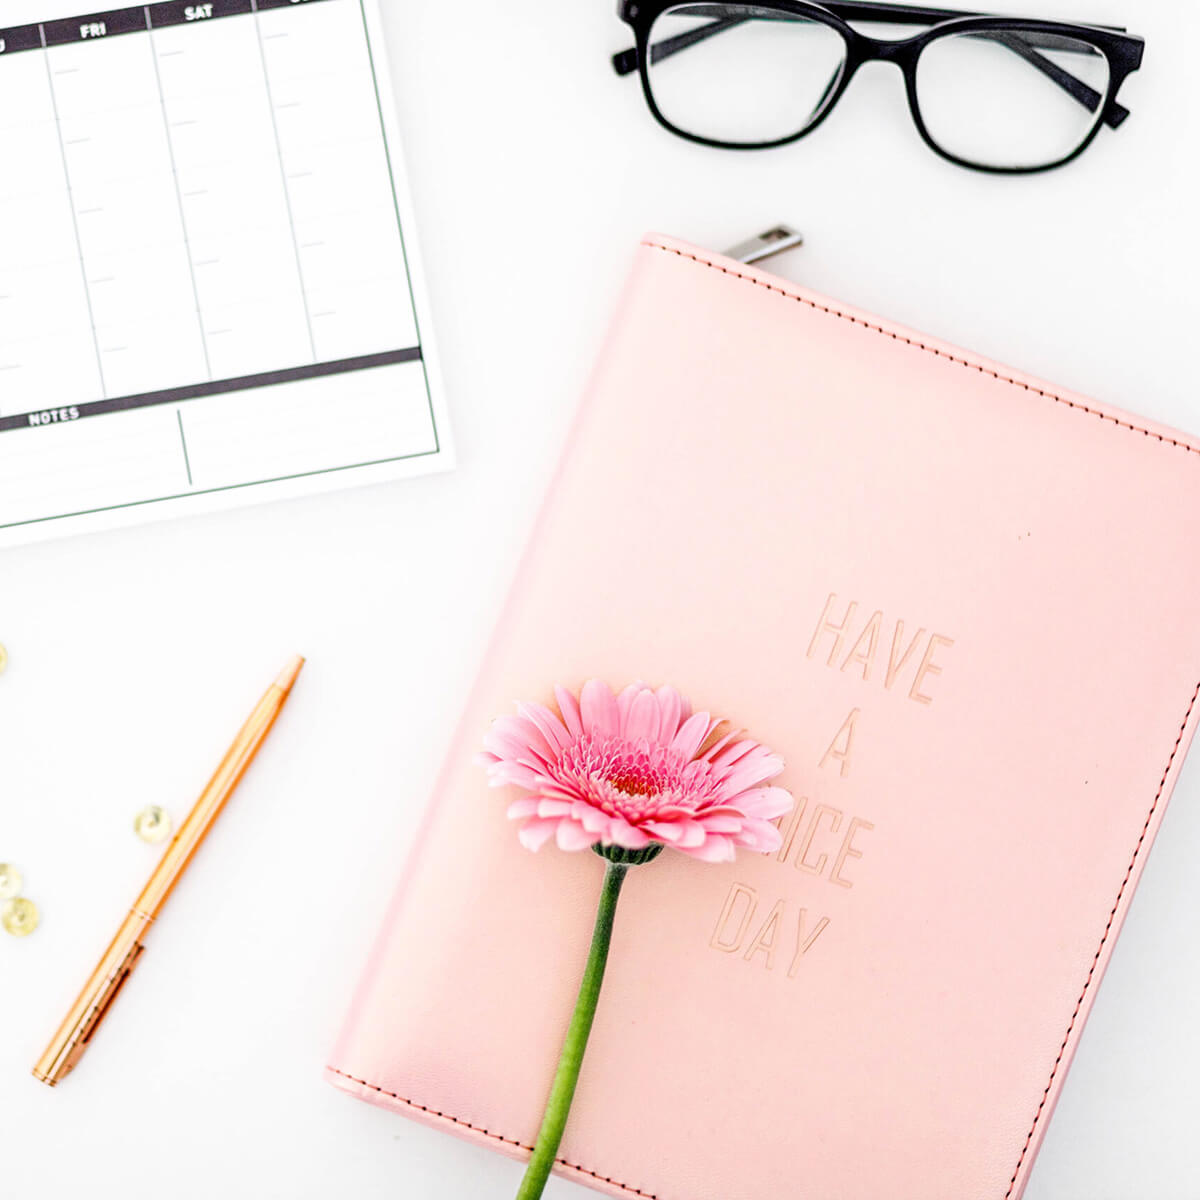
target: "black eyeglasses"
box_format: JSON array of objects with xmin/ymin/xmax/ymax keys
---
[{"xmin": 613, "ymin": 2, "xmax": 1144, "ymax": 173}]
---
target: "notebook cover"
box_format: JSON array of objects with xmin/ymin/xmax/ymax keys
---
[{"xmin": 327, "ymin": 235, "xmax": 1200, "ymax": 1200}]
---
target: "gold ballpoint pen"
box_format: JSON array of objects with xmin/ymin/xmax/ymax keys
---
[{"xmin": 33, "ymin": 655, "xmax": 305, "ymax": 1086}]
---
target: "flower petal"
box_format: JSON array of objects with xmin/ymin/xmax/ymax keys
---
[
  {"xmin": 487, "ymin": 763, "xmax": 544, "ymax": 791},
  {"xmin": 555, "ymin": 686, "xmax": 584, "ymax": 738},
  {"xmin": 697, "ymin": 720, "xmax": 733, "ymax": 759},
  {"xmin": 708, "ymin": 737, "xmax": 761, "ymax": 768},
  {"xmin": 696, "ymin": 727, "xmax": 738, "ymax": 763},
  {"xmin": 555, "ymin": 820, "xmax": 597, "ymax": 852},
  {"xmin": 697, "ymin": 813, "xmax": 745, "ymax": 834},
  {"xmin": 729, "ymin": 786, "xmax": 794, "ymax": 820},
  {"xmin": 671, "ymin": 711, "xmax": 712, "ymax": 760},
  {"xmin": 581, "ymin": 679, "xmax": 620, "ymax": 738},
  {"xmin": 484, "ymin": 715, "xmax": 554, "ymax": 766},
  {"xmin": 679, "ymin": 834, "xmax": 736, "ymax": 862},
  {"xmin": 518, "ymin": 702, "xmax": 573, "ymax": 754},
  {"xmin": 643, "ymin": 820, "xmax": 684, "ymax": 843},
  {"xmin": 643, "ymin": 820, "xmax": 705, "ymax": 847},
  {"xmin": 624, "ymin": 688, "xmax": 662, "ymax": 744},
  {"xmin": 674, "ymin": 820, "xmax": 707, "ymax": 848},
  {"xmin": 573, "ymin": 802, "xmax": 611, "ymax": 835},
  {"xmin": 539, "ymin": 783, "xmax": 586, "ymax": 805},
  {"xmin": 655, "ymin": 686, "xmax": 684, "ymax": 741},
  {"xmin": 517, "ymin": 818, "xmax": 559, "ymax": 851},
  {"xmin": 616, "ymin": 683, "xmax": 644, "ymax": 734},
  {"xmin": 734, "ymin": 819, "xmax": 784, "ymax": 854},
  {"xmin": 716, "ymin": 752, "xmax": 785, "ymax": 795},
  {"xmin": 608, "ymin": 819, "xmax": 651, "ymax": 849}
]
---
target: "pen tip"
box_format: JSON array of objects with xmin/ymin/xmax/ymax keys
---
[{"xmin": 275, "ymin": 654, "xmax": 305, "ymax": 694}]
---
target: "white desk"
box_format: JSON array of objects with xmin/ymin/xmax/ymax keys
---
[{"xmin": 3, "ymin": 1, "xmax": 1198, "ymax": 1196}]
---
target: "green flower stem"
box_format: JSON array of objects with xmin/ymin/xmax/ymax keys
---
[{"xmin": 515, "ymin": 859, "xmax": 629, "ymax": 1200}]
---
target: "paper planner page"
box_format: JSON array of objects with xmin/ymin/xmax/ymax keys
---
[{"xmin": 0, "ymin": 0, "xmax": 449, "ymax": 546}]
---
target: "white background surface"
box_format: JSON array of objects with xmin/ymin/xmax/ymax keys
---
[{"xmin": 3, "ymin": 1, "xmax": 1199, "ymax": 1196}]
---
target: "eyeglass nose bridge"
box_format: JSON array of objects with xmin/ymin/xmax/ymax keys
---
[
  {"xmin": 839, "ymin": 29, "xmax": 923, "ymax": 76},
  {"xmin": 824, "ymin": 29, "xmax": 923, "ymax": 116}
]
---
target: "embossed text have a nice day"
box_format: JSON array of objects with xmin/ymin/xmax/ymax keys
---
[{"xmin": 708, "ymin": 593, "xmax": 955, "ymax": 980}]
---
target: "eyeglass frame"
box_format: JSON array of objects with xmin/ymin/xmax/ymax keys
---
[{"xmin": 613, "ymin": 1, "xmax": 1145, "ymax": 175}]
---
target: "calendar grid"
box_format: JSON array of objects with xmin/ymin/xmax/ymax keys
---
[
  {"xmin": 0, "ymin": 0, "xmax": 430, "ymax": 424},
  {"xmin": 0, "ymin": 0, "xmax": 448, "ymax": 542},
  {"xmin": 39, "ymin": 27, "xmax": 109, "ymax": 396},
  {"xmin": 251, "ymin": 1, "xmax": 318, "ymax": 361},
  {"xmin": 4, "ymin": 0, "xmax": 383, "ymax": 421},
  {"xmin": 145, "ymin": 4, "xmax": 214, "ymax": 381},
  {"xmin": 356, "ymin": 0, "xmax": 435, "ymax": 436}
]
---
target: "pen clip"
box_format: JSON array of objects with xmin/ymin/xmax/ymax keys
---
[
  {"xmin": 78, "ymin": 941, "xmax": 145, "ymax": 1044},
  {"xmin": 54, "ymin": 941, "xmax": 145, "ymax": 1082}
]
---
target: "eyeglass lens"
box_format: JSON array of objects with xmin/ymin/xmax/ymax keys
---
[
  {"xmin": 644, "ymin": 4, "xmax": 1111, "ymax": 170},
  {"xmin": 646, "ymin": 6, "xmax": 848, "ymax": 146},
  {"xmin": 915, "ymin": 32, "xmax": 1110, "ymax": 169}
]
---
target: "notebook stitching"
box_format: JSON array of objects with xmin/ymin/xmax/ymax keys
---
[
  {"xmin": 643, "ymin": 240, "xmax": 1200, "ymax": 459},
  {"xmin": 325, "ymin": 1066, "xmax": 658, "ymax": 1199},
  {"xmin": 1002, "ymin": 676, "xmax": 1200, "ymax": 1197},
  {"xmin": 647, "ymin": 239, "xmax": 1200, "ymax": 1198}
]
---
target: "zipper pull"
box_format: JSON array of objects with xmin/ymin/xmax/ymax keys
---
[{"xmin": 722, "ymin": 225, "xmax": 804, "ymax": 266}]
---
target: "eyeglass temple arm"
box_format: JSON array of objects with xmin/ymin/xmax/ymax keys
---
[
  {"xmin": 612, "ymin": 3, "xmax": 1130, "ymax": 129},
  {"xmin": 808, "ymin": 0, "xmax": 1125, "ymax": 35},
  {"xmin": 615, "ymin": 11, "xmax": 753, "ymax": 72},
  {"xmin": 988, "ymin": 30, "xmax": 1122, "ymax": 125},
  {"xmin": 615, "ymin": 1, "xmax": 1128, "ymax": 38}
]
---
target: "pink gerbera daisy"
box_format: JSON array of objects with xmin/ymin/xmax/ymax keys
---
[{"xmin": 479, "ymin": 679, "xmax": 793, "ymax": 862}]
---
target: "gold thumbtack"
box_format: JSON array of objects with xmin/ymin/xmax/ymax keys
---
[
  {"xmin": 2, "ymin": 897, "xmax": 39, "ymax": 938},
  {"xmin": 134, "ymin": 805, "xmax": 172, "ymax": 844}
]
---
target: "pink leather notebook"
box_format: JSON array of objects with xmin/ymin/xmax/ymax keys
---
[{"xmin": 328, "ymin": 235, "xmax": 1200, "ymax": 1200}]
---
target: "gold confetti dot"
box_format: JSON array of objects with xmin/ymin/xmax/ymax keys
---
[
  {"xmin": 0, "ymin": 643, "xmax": 8, "ymax": 674},
  {"xmin": 134, "ymin": 805, "xmax": 172, "ymax": 844},
  {"xmin": 2, "ymin": 897, "xmax": 39, "ymax": 937},
  {"xmin": 0, "ymin": 864, "xmax": 22, "ymax": 901}
]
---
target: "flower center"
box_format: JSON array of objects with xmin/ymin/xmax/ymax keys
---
[
  {"xmin": 551, "ymin": 733, "xmax": 721, "ymax": 826},
  {"xmin": 606, "ymin": 767, "xmax": 660, "ymax": 798}
]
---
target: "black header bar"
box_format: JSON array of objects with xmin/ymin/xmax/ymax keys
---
[
  {"xmin": 148, "ymin": 0, "xmax": 254, "ymax": 30},
  {"xmin": 43, "ymin": 8, "xmax": 149, "ymax": 47},
  {"xmin": 0, "ymin": 0, "xmax": 334, "ymax": 56},
  {"xmin": 0, "ymin": 346, "xmax": 422, "ymax": 435},
  {"xmin": 0, "ymin": 25, "xmax": 45, "ymax": 53}
]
